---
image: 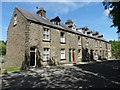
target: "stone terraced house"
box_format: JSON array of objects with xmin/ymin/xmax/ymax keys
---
[{"xmin": 6, "ymin": 7, "xmax": 112, "ymax": 68}]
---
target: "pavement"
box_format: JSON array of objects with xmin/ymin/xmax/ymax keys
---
[{"xmin": 1, "ymin": 60, "xmax": 120, "ymax": 89}]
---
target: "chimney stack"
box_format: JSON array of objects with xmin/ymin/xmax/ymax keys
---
[{"xmin": 36, "ymin": 7, "xmax": 46, "ymax": 17}]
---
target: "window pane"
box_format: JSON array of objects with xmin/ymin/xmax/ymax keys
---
[
  {"xmin": 61, "ymin": 49, "xmax": 65, "ymax": 59},
  {"xmin": 14, "ymin": 14, "xmax": 17, "ymax": 26},
  {"xmin": 61, "ymin": 37, "xmax": 65, "ymax": 42},
  {"xmin": 60, "ymin": 32, "xmax": 65, "ymax": 42},
  {"xmin": 43, "ymin": 28, "xmax": 50, "ymax": 40},
  {"xmin": 43, "ymin": 34, "xmax": 46, "ymax": 39},
  {"xmin": 43, "ymin": 48, "xmax": 50, "ymax": 60}
]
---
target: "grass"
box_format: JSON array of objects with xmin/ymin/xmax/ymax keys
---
[
  {"xmin": 2, "ymin": 66, "xmax": 26, "ymax": 74},
  {"xmin": 6, "ymin": 66, "xmax": 21, "ymax": 72}
]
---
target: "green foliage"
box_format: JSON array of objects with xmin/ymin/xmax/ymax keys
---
[
  {"xmin": 109, "ymin": 40, "xmax": 120, "ymax": 59},
  {"xmin": 0, "ymin": 40, "xmax": 6, "ymax": 56},
  {"xmin": 103, "ymin": 2, "xmax": 120, "ymax": 32},
  {"xmin": 2, "ymin": 66, "xmax": 26, "ymax": 74},
  {"xmin": 6, "ymin": 66, "xmax": 21, "ymax": 72}
]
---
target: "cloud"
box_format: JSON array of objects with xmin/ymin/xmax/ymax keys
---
[
  {"xmin": 29, "ymin": 2, "xmax": 91, "ymax": 16},
  {"xmin": 46, "ymin": 2, "xmax": 90, "ymax": 15}
]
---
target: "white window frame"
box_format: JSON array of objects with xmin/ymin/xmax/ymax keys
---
[
  {"xmin": 13, "ymin": 14, "xmax": 17, "ymax": 26},
  {"xmin": 43, "ymin": 28, "xmax": 50, "ymax": 41},
  {"xmin": 60, "ymin": 32, "xmax": 65, "ymax": 43},
  {"xmin": 43, "ymin": 48, "xmax": 50, "ymax": 61},
  {"xmin": 60, "ymin": 49, "xmax": 65, "ymax": 59}
]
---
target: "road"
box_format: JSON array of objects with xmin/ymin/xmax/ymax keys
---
[{"xmin": 2, "ymin": 60, "xmax": 120, "ymax": 89}]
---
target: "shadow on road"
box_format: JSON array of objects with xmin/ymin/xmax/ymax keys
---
[
  {"xmin": 74, "ymin": 60, "xmax": 120, "ymax": 88},
  {"xmin": 2, "ymin": 60, "xmax": 120, "ymax": 89}
]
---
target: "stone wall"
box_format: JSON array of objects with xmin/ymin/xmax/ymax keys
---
[
  {"xmin": 5, "ymin": 8, "xmax": 27, "ymax": 68},
  {"xmin": 28, "ymin": 23, "xmax": 82, "ymax": 66}
]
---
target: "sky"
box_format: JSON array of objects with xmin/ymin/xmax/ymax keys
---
[{"xmin": 0, "ymin": 1, "xmax": 118, "ymax": 41}]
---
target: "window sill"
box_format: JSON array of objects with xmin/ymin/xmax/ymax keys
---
[
  {"xmin": 78, "ymin": 44, "xmax": 81, "ymax": 46},
  {"xmin": 60, "ymin": 42, "xmax": 66, "ymax": 44},
  {"xmin": 60, "ymin": 59, "xmax": 66, "ymax": 60},
  {"xmin": 42, "ymin": 60, "xmax": 48, "ymax": 62},
  {"xmin": 13, "ymin": 24, "xmax": 17, "ymax": 27},
  {"xmin": 43, "ymin": 39, "xmax": 51, "ymax": 42}
]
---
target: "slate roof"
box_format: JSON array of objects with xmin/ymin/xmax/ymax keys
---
[
  {"xmin": 17, "ymin": 8, "xmax": 54, "ymax": 27},
  {"xmin": 16, "ymin": 7, "xmax": 109, "ymax": 43}
]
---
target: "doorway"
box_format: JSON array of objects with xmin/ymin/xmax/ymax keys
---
[
  {"xmin": 69, "ymin": 49, "xmax": 75, "ymax": 63},
  {"xmin": 90, "ymin": 49, "xmax": 93, "ymax": 61},
  {"xmin": 72, "ymin": 49, "xmax": 75, "ymax": 63},
  {"xmin": 30, "ymin": 47, "xmax": 36, "ymax": 67},
  {"xmin": 69, "ymin": 49, "xmax": 72, "ymax": 62}
]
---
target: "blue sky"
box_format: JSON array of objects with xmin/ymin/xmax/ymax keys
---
[{"xmin": 1, "ymin": 2, "xmax": 118, "ymax": 41}]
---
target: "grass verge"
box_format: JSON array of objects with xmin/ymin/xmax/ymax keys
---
[{"xmin": 6, "ymin": 66, "xmax": 21, "ymax": 72}]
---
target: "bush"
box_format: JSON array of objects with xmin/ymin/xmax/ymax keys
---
[
  {"xmin": 109, "ymin": 40, "xmax": 120, "ymax": 59},
  {"xmin": 0, "ymin": 41, "xmax": 6, "ymax": 56}
]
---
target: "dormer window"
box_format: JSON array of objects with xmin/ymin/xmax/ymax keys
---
[
  {"xmin": 52, "ymin": 21, "xmax": 60, "ymax": 25},
  {"xmin": 55, "ymin": 21, "xmax": 60, "ymax": 25},
  {"xmin": 13, "ymin": 14, "xmax": 17, "ymax": 26},
  {"xmin": 50, "ymin": 16, "xmax": 61, "ymax": 25}
]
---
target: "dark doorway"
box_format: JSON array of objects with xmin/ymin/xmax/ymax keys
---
[
  {"xmin": 86, "ymin": 48, "xmax": 89, "ymax": 61},
  {"xmin": 99, "ymin": 50, "xmax": 102, "ymax": 60},
  {"xmin": 90, "ymin": 49, "xmax": 93, "ymax": 61},
  {"xmin": 30, "ymin": 47, "xmax": 36, "ymax": 66}
]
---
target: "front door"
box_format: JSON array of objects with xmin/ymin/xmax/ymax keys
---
[
  {"xmin": 69, "ymin": 49, "xmax": 72, "ymax": 62},
  {"xmin": 69, "ymin": 49, "xmax": 75, "ymax": 63},
  {"xmin": 72, "ymin": 50, "xmax": 75, "ymax": 63},
  {"xmin": 90, "ymin": 49, "xmax": 93, "ymax": 61},
  {"xmin": 30, "ymin": 47, "xmax": 36, "ymax": 67}
]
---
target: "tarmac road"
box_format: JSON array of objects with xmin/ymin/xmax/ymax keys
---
[{"xmin": 2, "ymin": 60, "xmax": 120, "ymax": 89}]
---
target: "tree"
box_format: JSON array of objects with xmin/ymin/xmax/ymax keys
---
[
  {"xmin": 0, "ymin": 40, "xmax": 6, "ymax": 56},
  {"xmin": 109, "ymin": 40, "xmax": 120, "ymax": 59},
  {"xmin": 103, "ymin": 1, "xmax": 120, "ymax": 32}
]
